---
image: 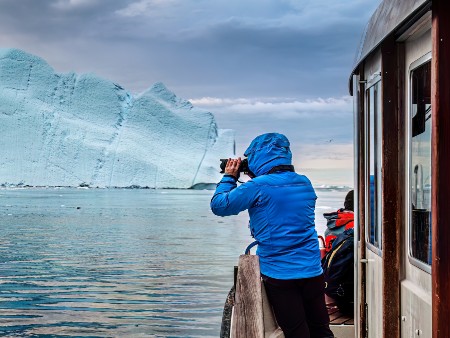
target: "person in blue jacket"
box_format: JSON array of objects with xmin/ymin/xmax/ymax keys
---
[{"xmin": 211, "ymin": 133, "xmax": 333, "ymax": 338}]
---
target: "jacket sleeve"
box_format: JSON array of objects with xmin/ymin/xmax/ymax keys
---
[{"xmin": 210, "ymin": 175, "xmax": 259, "ymax": 216}]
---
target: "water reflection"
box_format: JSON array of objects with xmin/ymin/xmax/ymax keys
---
[{"xmin": 0, "ymin": 188, "xmax": 345, "ymax": 336}]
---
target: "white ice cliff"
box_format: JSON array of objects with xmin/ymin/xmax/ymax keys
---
[{"xmin": 0, "ymin": 48, "xmax": 234, "ymax": 188}]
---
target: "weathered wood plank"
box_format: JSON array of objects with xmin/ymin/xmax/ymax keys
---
[
  {"xmin": 431, "ymin": 1, "xmax": 450, "ymax": 337},
  {"xmin": 329, "ymin": 312, "xmax": 345, "ymax": 322},
  {"xmin": 232, "ymin": 255, "xmax": 264, "ymax": 338},
  {"xmin": 345, "ymin": 318, "xmax": 355, "ymax": 325},
  {"xmin": 331, "ymin": 315, "xmax": 353, "ymax": 325}
]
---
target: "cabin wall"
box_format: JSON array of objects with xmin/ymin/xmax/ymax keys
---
[
  {"xmin": 431, "ymin": 2, "xmax": 450, "ymax": 336},
  {"xmin": 353, "ymin": 2, "xmax": 443, "ymax": 337},
  {"xmin": 362, "ymin": 49, "xmax": 384, "ymax": 338},
  {"xmin": 380, "ymin": 34, "xmax": 402, "ymax": 338},
  {"xmin": 403, "ymin": 29, "xmax": 432, "ymax": 291},
  {"xmin": 354, "ymin": 70, "xmax": 367, "ymax": 338},
  {"xmin": 354, "ymin": 78, "xmax": 363, "ymax": 338},
  {"xmin": 364, "ymin": 50, "xmax": 381, "ymax": 81},
  {"xmin": 365, "ymin": 250, "xmax": 383, "ymax": 338},
  {"xmin": 401, "ymin": 26, "xmax": 432, "ymax": 338}
]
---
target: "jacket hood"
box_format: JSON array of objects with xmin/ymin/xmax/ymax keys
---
[{"xmin": 244, "ymin": 133, "xmax": 292, "ymax": 176}]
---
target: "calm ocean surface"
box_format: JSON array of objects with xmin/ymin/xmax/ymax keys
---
[{"xmin": 0, "ymin": 188, "xmax": 348, "ymax": 337}]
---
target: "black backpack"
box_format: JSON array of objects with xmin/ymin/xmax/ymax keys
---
[{"xmin": 321, "ymin": 227, "xmax": 354, "ymax": 313}]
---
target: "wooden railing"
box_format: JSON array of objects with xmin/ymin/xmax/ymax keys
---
[{"xmin": 231, "ymin": 255, "xmax": 284, "ymax": 338}]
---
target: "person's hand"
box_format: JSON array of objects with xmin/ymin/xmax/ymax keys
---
[{"xmin": 225, "ymin": 157, "xmax": 241, "ymax": 179}]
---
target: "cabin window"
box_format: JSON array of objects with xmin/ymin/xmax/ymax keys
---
[
  {"xmin": 410, "ymin": 60, "xmax": 432, "ymax": 267},
  {"xmin": 366, "ymin": 79, "xmax": 382, "ymax": 250}
]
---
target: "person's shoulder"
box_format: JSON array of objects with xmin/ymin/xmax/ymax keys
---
[
  {"xmin": 236, "ymin": 178, "xmax": 261, "ymax": 189},
  {"xmin": 252, "ymin": 172, "xmax": 313, "ymax": 187},
  {"xmin": 247, "ymin": 176, "xmax": 266, "ymax": 185},
  {"xmin": 292, "ymin": 173, "xmax": 313, "ymax": 185}
]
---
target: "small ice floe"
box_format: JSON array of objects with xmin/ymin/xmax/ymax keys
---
[{"xmin": 60, "ymin": 205, "xmax": 65, "ymax": 207}]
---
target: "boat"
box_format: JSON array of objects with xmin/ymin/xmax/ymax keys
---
[{"xmin": 221, "ymin": 0, "xmax": 450, "ymax": 336}]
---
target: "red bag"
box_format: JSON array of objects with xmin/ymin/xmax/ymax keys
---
[{"xmin": 324, "ymin": 209, "xmax": 354, "ymax": 253}]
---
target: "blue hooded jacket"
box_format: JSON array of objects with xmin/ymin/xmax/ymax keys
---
[{"xmin": 210, "ymin": 133, "xmax": 322, "ymax": 279}]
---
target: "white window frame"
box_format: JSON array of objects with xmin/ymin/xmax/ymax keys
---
[{"xmin": 365, "ymin": 72, "xmax": 383, "ymax": 256}]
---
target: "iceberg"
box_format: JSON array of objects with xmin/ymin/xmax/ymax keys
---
[{"xmin": 0, "ymin": 48, "xmax": 234, "ymax": 188}]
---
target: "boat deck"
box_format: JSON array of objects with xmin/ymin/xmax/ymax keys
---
[
  {"xmin": 327, "ymin": 302, "xmax": 354, "ymax": 325},
  {"xmin": 326, "ymin": 297, "xmax": 354, "ymax": 338}
]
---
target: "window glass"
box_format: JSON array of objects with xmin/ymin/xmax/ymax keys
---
[
  {"xmin": 410, "ymin": 61, "xmax": 432, "ymax": 265},
  {"xmin": 367, "ymin": 81, "xmax": 382, "ymax": 249}
]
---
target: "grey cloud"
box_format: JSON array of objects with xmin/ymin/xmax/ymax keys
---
[
  {"xmin": 205, "ymin": 98, "xmax": 354, "ymax": 159},
  {"xmin": 0, "ymin": 0, "xmax": 137, "ymax": 39},
  {"xmin": 192, "ymin": 96, "xmax": 353, "ymax": 118},
  {"xmin": 0, "ymin": 0, "xmax": 379, "ymax": 99},
  {"xmin": 163, "ymin": 21, "xmax": 363, "ymax": 98}
]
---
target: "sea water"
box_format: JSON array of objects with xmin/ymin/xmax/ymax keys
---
[{"xmin": 0, "ymin": 188, "xmax": 349, "ymax": 337}]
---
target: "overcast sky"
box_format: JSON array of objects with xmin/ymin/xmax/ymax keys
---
[{"xmin": 0, "ymin": 0, "xmax": 381, "ymax": 185}]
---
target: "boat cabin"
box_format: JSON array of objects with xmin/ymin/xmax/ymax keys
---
[{"xmin": 350, "ymin": 0, "xmax": 449, "ymax": 337}]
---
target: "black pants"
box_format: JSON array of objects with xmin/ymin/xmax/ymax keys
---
[{"xmin": 262, "ymin": 274, "xmax": 334, "ymax": 338}]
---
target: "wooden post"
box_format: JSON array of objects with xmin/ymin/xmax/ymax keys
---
[
  {"xmin": 380, "ymin": 34, "xmax": 401, "ymax": 338},
  {"xmin": 231, "ymin": 255, "xmax": 264, "ymax": 337},
  {"xmin": 431, "ymin": 1, "xmax": 450, "ymax": 337}
]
